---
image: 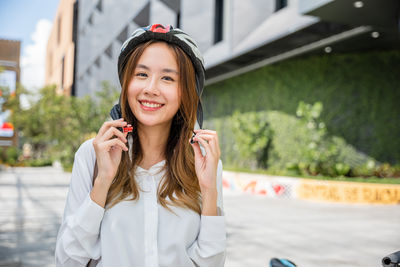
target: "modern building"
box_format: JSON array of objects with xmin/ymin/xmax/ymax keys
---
[
  {"xmin": 0, "ymin": 39, "xmax": 21, "ymax": 147},
  {"xmin": 45, "ymin": 0, "xmax": 77, "ymax": 96},
  {"xmin": 206, "ymin": 0, "xmax": 400, "ymax": 84},
  {"xmin": 69, "ymin": 0, "xmax": 399, "ymax": 163},
  {"xmin": 74, "ymin": 0, "xmax": 400, "ymax": 93}
]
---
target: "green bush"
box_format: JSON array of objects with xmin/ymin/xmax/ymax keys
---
[
  {"xmin": 204, "ymin": 101, "xmax": 377, "ymax": 177},
  {"xmin": 4, "ymin": 146, "xmax": 19, "ymax": 166},
  {"xmin": 204, "ymin": 116, "xmax": 239, "ymax": 168},
  {"xmin": 0, "ymin": 146, "xmax": 4, "ymax": 162},
  {"xmin": 231, "ymin": 111, "xmax": 272, "ymax": 169},
  {"xmin": 24, "ymin": 158, "xmax": 53, "ymax": 167},
  {"xmin": 292, "ymin": 101, "xmax": 340, "ymax": 176},
  {"xmin": 350, "ymin": 160, "xmax": 400, "ymax": 178}
]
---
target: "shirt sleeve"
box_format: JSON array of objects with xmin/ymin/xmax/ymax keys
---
[
  {"xmin": 187, "ymin": 160, "xmax": 227, "ymax": 266},
  {"xmin": 55, "ymin": 139, "xmax": 105, "ymax": 266}
]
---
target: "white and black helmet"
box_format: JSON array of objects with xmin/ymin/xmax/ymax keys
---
[{"xmin": 111, "ymin": 24, "xmax": 205, "ymax": 128}]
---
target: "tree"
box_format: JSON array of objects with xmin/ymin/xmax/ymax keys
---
[{"xmin": 1, "ymin": 81, "xmax": 119, "ymax": 170}]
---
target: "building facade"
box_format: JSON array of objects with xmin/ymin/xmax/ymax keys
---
[
  {"xmin": 74, "ymin": 0, "xmax": 316, "ymax": 97},
  {"xmin": 74, "ymin": 0, "xmax": 400, "ymax": 97},
  {"xmin": 45, "ymin": 0, "xmax": 77, "ymax": 96}
]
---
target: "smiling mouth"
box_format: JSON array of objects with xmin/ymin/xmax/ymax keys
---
[{"xmin": 139, "ymin": 100, "xmax": 164, "ymax": 109}]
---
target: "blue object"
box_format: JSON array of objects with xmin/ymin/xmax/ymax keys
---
[{"xmin": 270, "ymin": 258, "xmax": 297, "ymax": 267}]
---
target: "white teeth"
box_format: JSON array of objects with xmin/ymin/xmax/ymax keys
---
[{"xmin": 141, "ymin": 101, "xmax": 162, "ymax": 108}]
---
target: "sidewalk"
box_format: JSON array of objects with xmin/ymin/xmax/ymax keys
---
[{"xmin": 0, "ymin": 166, "xmax": 70, "ymax": 267}]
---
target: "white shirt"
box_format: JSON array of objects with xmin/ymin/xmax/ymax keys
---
[{"xmin": 55, "ymin": 138, "xmax": 226, "ymax": 267}]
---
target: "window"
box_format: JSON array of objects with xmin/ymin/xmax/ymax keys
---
[
  {"xmin": 61, "ymin": 56, "xmax": 65, "ymax": 90},
  {"xmin": 133, "ymin": 2, "xmax": 150, "ymax": 27},
  {"xmin": 176, "ymin": 11, "xmax": 181, "ymax": 28},
  {"xmin": 96, "ymin": 0, "xmax": 103, "ymax": 12},
  {"xmin": 49, "ymin": 52, "xmax": 53, "ymax": 76},
  {"xmin": 95, "ymin": 56, "xmax": 101, "ymax": 68},
  {"xmin": 275, "ymin": 0, "xmax": 287, "ymax": 11},
  {"xmin": 104, "ymin": 43, "xmax": 113, "ymax": 59},
  {"xmin": 72, "ymin": 1, "xmax": 78, "ymax": 43},
  {"xmin": 117, "ymin": 26, "xmax": 129, "ymax": 44},
  {"xmin": 214, "ymin": 0, "xmax": 223, "ymax": 44},
  {"xmin": 57, "ymin": 16, "xmax": 62, "ymax": 44},
  {"xmin": 88, "ymin": 14, "xmax": 93, "ymax": 25}
]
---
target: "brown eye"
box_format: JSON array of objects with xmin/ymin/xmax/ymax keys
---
[
  {"xmin": 136, "ymin": 72, "xmax": 147, "ymax": 77},
  {"xmin": 162, "ymin": 76, "xmax": 174, "ymax": 81}
]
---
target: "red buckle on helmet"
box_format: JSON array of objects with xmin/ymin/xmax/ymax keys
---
[
  {"xmin": 123, "ymin": 124, "xmax": 133, "ymax": 133},
  {"xmin": 149, "ymin": 24, "xmax": 170, "ymax": 33}
]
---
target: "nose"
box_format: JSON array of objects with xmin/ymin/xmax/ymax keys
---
[{"xmin": 143, "ymin": 76, "xmax": 160, "ymax": 95}]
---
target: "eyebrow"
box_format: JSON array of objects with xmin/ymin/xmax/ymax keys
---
[{"xmin": 136, "ymin": 64, "xmax": 179, "ymax": 75}]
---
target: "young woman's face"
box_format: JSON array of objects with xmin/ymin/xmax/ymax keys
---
[{"xmin": 127, "ymin": 42, "xmax": 180, "ymax": 129}]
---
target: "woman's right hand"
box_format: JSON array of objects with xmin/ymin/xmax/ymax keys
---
[{"xmin": 92, "ymin": 118, "xmax": 129, "ymax": 186}]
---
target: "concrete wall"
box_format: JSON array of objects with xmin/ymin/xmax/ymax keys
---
[
  {"xmin": 76, "ymin": 0, "xmax": 149, "ymax": 97},
  {"xmin": 223, "ymin": 170, "xmax": 400, "ymax": 204}
]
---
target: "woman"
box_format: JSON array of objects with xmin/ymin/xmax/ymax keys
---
[{"xmin": 55, "ymin": 24, "xmax": 226, "ymax": 267}]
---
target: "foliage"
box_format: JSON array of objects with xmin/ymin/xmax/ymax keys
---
[
  {"xmin": 202, "ymin": 49, "xmax": 400, "ymax": 164},
  {"xmin": 5, "ymin": 146, "xmax": 19, "ymax": 165},
  {"xmin": 203, "ymin": 101, "xmax": 399, "ymax": 179},
  {"xmin": 291, "ymin": 101, "xmax": 342, "ymax": 176},
  {"xmin": 231, "ymin": 111, "xmax": 272, "ymax": 169},
  {"xmin": 0, "ymin": 146, "xmax": 20, "ymax": 166},
  {"xmin": 204, "ymin": 116, "xmax": 238, "ymax": 168},
  {"xmin": 24, "ymin": 158, "xmax": 53, "ymax": 167},
  {"xmin": 350, "ymin": 160, "xmax": 400, "ymax": 178},
  {"xmin": 1, "ymin": 81, "xmax": 119, "ymax": 170}
]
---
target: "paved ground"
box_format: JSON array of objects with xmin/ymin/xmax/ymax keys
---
[
  {"xmin": 223, "ymin": 191, "xmax": 400, "ymax": 267},
  {"xmin": 0, "ymin": 166, "xmax": 399, "ymax": 267},
  {"xmin": 0, "ymin": 166, "xmax": 69, "ymax": 267}
]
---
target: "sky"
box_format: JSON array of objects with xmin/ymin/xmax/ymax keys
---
[{"xmin": 0, "ymin": 0, "xmax": 59, "ymax": 92}]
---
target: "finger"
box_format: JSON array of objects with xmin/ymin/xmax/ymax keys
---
[
  {"xmin": 100, "ymin": 126, "xmax": 128, "ymax": 144},
  {"xmin": 98, "ymin": 118, "xmax": 124, "ymax": 135},
  {"xmin": 193, "ymin": 130, "xmax": 219, "ymax": 146},
  {"xmin": 190, "ymin": 139, "xmax": 204, "ymax": 162},
  {"xmin": 194, "ymin": 133, "xmax": 215, "ymax": 142},
  {"xmin": 98, "ymin": 119, "xmax": 127, "ymax": 137},
  {"xmin": 101, "ymin": 138, "xmax": 128, "ymax": 152},
  {"xmin": 194, "ymin": 133, "xmax": 217, "ymax": 155},
  {"xmin": 193, "ymin": 129, "xmax": 217, "ymax": 136},
  {"xmin": 193, "ymin": 135, "xmax": 214, "ymax": 158}
]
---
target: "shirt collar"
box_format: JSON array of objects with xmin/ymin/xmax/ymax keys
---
[{"xmin": 135, "ymin": 160, "xmax": 166, "ymax": 178}]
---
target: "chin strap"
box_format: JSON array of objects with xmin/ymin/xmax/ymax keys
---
[
  {"xmin": 128, "ymin": 134, "xmax": 133, "ymax": 162},
  {"xmin": 110, "ymin": 103, "xmax": 122, "ymax": 120}
]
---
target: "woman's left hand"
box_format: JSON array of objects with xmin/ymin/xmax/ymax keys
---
[{"xmin": 190, "ymin": 129, "xmax": 221, "ymax": 193}]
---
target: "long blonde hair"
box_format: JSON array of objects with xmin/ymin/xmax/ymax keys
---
[{"xmin": 106, "ymin": 40, "xmax": 202, "ymax": 214}]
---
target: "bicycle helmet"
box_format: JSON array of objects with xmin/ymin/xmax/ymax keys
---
[{"xmin": 110, "ymin": 23, "xmax": 205, "ymax": 129}]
